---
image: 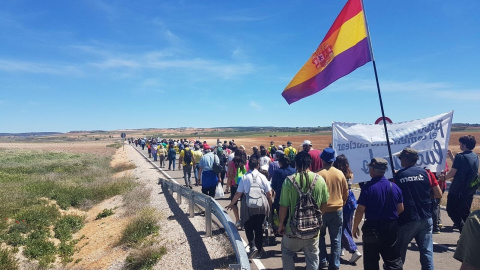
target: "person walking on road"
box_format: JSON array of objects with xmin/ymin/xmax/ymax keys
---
[
  {"xmin": 226, "ymin": 157, "xmax": 273, "ymax": 259},
  {"xmin": 317, "ymin": 148, "xmax": 348, "ymax": 270},
  {"xmin": 278, "ymin": 151, "xmax": 329, "ymax": 270},
  {"xmin": 167, "ymin": 142, "xmax": 177, "ymax": 171},
  {"xmin": 301, "ymin": 140, "xmax": 323, "ymax": 173},
  {"xmin": 333, "ymin": 154, "xmax": 362, "ymax": 264},
  {"xmin": 179, "ymin": 142, "xmax": 194, "ymax": 189},
  {"xmin": 198, "ymin": 148, "xmax": 220, "ymax": 197},
  {"xmin": 192, "ymin": 144, "xmax": 203, "ymax": 186},
  {"xmin": 158, "ymin": 144, "xmax": 166, "ymax": 168},
  {"xmin": 440, "ymin": 135, "xmax": 478, "ymax": 233},
  {"xmin": 394, "ymin": 148, "xmax": 442, "ymax": 270},
  {"xmin": 353, "ymin": 157, "xmax": 404, "ymax": 270}
]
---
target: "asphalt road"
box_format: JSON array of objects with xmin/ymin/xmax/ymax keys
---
[{"xmin": 132, "ymin": 144, "xmax": 464, "ymax": 270}]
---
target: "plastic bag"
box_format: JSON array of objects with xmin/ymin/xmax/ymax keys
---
[{"xmin": 214, "ymin": 182, "xmax": 225, "ymax": 199}]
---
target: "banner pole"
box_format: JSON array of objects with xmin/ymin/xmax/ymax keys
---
[{"xmin": 361, "ymin": 0, "xmax": 396, "ymax": 177}]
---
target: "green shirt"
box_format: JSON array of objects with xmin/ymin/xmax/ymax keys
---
[{"xmin": 279, "ymin": 171, "xmax": 329, "ymax": 235}]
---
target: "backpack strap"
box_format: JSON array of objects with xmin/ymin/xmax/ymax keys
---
[
  {"xmin": 310, "ymin": 174, "xmax": 320, "ymax": 193},
  {"xmin": 288, "ymin": 175, "xmax": 304, "ymax": 196}
]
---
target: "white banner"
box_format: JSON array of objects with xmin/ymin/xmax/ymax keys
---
[{"xmin": 332, "ymin": 111, "xmax": 453, "ymax": 183}]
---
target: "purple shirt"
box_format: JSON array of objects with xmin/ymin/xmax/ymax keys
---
[{"xmin": 357, "ymin": 176, "xmax": 403, "ymax": 221}]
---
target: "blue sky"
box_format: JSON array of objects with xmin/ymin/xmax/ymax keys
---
[{"xmin": 1, "ymin": 0, "xmax": 479, "ymax": 133}]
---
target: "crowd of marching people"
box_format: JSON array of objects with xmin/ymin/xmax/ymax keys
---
[{"xmin": 130, "ymin": 135, "xmax": 480, "ymax": 270}]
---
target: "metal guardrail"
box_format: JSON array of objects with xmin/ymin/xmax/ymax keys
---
[{"xmin": 131, "ymin": 145, "xmax": 250, "ymax": 270}]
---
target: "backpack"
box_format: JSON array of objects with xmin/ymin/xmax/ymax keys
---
[
  {"xmin": 183, "ymin": 149, "xmax": 192, "ymax": 164},
  {"xmin": 270, "ymin": 145, "xmax": 277, "ymax": 156},
  {"xmin": 246, "ymin": 173, "xmax": 265, "ymax": 209},
  {"xmin": 288, "ymin": 173, "xmax": 323, "ymax": 239},
  {"xmin": 287, "ymin": 147, "xmax": 296, "ymax": 165}
]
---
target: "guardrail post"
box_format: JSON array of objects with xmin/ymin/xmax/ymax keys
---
[
  {"xmin": 205, "ymin": 198, "xmax": 212, "ymax": 237},
  {"xmin": 177, "ymin": 186, "xmax": 182, "ymax": 204},
  {"xmin": 189, "ymin": 191, "xmax": 195, "ymax": 218}
]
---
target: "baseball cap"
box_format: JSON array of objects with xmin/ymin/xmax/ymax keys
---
[
  {"xmin": 367, "ymin": 157, "xmax": 388, "ymax": 171},
  {"xmin": 302, "ymin": 140, "xmax": 312, "ymax": 146},
  {"xmin": 397, "ymin": 148, "xmax": 419, "ymax": 161},
  {"xmin": 287, "ymin": 141, "xmax": 292, "ymax": 145},
  {"xmin": 320, "ymin": 148, "xmax": 335, "ymax": 162}
]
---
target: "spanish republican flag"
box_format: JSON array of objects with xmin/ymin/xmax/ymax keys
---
[{"xmin": 282, "ymin": 0, "xmax": 372, "ymax": 104}]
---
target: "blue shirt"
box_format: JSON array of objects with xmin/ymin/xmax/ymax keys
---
[
  {"xmin": 199, "ymin": 152, "xmax": 219, "ymax": 171},
  {"xmin": 394, "ymin": 166, "xmax": 432, "ymax": 225},
  {"xmin": 357, "ymin": 176, "xmax": 403, "ymax": 221},
  {"xmin": 271, "ymin": 166, "xmax": 296, "ymax": 204}
]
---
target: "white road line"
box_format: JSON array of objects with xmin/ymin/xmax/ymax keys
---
[
  {"xmin": 241, "ymin": 238, "xmax": 267, "ymax": 270},
  {"xmin": 433, "ymin": 241, "xmax": 456, "ymax": 252}
]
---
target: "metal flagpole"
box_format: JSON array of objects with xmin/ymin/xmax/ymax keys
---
[{"xmin": 361, "ymin": 0, "xmax": 396, "ymax": 177}]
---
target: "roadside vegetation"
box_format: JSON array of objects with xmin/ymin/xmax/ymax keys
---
[
  {"xmin": 120, "ymin": 185, "xmax": 166, "ymax": 269},
  {"xmin": 0, "ymin": 148, "xmax": 136, "ymax": 268}
]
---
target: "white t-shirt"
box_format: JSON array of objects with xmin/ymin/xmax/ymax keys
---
[
  {"xmin": 237, "ymin": 169, "xmax": 272, "ymax": 194},
  {"xmin": 259, "ymin": 156, "xmax": 271, "ymax": 171}
]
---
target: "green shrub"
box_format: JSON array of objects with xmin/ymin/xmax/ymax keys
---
[
  {"xmin": 106, "ymin": 143, "xmax": 122, "ymax": 148},
  {"xmin": 3, "ymin": 231, "xmax": 25, "ymax": 247},
  {"xmin": 96, "ymin": 208, "xmax": 115, "ymax": 220},
  {"xmin": 58, "ymin": 239, "xmax": 79, "ymax": 263},
  {"xmin": 112, "ymin": 161, "xmax": 136, "ymax": 173},
  {"xmin": 120, "ymin": 208, "xmax": 160, "ymax": 245},
  {"xmin": 14, "ymin": 204, "xmax": 60, "ymax": 231},
  {"xmin": 125, "ymin": 246, "xmax": 167, "ymax": 270},
  {"xmin": 23, "ymin": 238, "xmax": 56, "ymax": 261},
  {"xmin": 0, "ymin": 247, "xmax": 18, "ymax": 270},
  {"xmin": 54, "ymin": 215, "xmax": 85, "ymax": 241}
]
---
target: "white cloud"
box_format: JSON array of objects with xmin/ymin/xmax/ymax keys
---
[
  {"xmin": 0, "ymin": 59, "xmax": 83, "ymax": 75},
  {"xmin": 250, "ymin": 101, "xmax": 262, "ymax": 109}
]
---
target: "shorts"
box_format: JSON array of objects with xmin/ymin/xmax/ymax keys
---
[{"xmin": 230, "ymin": 185, "xmax": 243, "ymax": 206}]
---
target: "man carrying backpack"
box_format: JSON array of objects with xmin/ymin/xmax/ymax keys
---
[
  {"xmin": 268, "ymin": 141, "xmax": 277, "ymax": 158},
  {"xmin": 226, "ymin": 157, "xmax": 273, "ymax": 259},
  {"xmin": 179, "ymin": 142, "xmax": 195, "ymax": 189},
  {"xmin": 284, "ymin": 141, "xmax": 297, "ymax": 168},
  {"xmin": 277, "ymin": 151, "xmax": 329, "ymax": 270}
]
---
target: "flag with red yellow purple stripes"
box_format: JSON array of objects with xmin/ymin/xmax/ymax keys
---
[{"xmin": 282, "ymin": 0, "xmax": 372, "ymax": 104}]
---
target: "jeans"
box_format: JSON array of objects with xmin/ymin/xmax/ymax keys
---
[
  {"xmin": 244, "ymin": 214, "xmax": 265, "ymax": 251},
  {"xmin": 168, "ymin": 158, "xmax": 176, "ymax": 170},
  {"xmin": 397, "ymin": 218, "xmax": 434, "ymax": 270},
  {"xmin": 431, "ymin": 198, "xmax": 441, "ymax": 231},
  {"xmin": 342, "ymin": 204, "xmax": 358, "ymax": 253},
  {"xmin": 183, "ymin": 165, "xmax": 192, "ymax": 186},
  {"xmin": 152, "ymin": 153, "xmax": 157, "ymax": 161},
  {"xmin": 447, "ymin": 193, "xmax": 472, "ymax": 233},
  {"xmin": 281, "ymin": 235, "xmax": 319, "ymax": 270},
  {"xmin": 202, "ymin": 185, "xmax": 216, "ymax": 198},
  {"xmin": 362, "ymin": 220, "xmax": 403, "ymax": 270},
  {"xmin": 319, "ymin": 210, "xmax": 343, "ymax": 270},
  {"xmin": 194, "ymin": 164, "xmax": 200, "ymax": 184}
]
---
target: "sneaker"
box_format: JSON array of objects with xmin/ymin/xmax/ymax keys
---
[
  {"xmin": 235, "ymin": 221, "xmax": 242, "ymax": 229},
  {"xmin": 349, "ymin": 250, "xmax": 362, "ymax": 264},
  {"xmin": 438, "ymin": 223, "xmax": 443, "ymax": 228},
  {"xmin": 433, "ymin": 230, "xmax": 441, "ymax": 234},
  {"xmin": 189, "ymin": 185, "xmax": 193, "ymax": 189},
  {"xmin": 341, "ymin": 248, "xmax": 345, "ymax": 256},
  {"xmin": 254, "ymin": 249, "xmax": 266, "ymax": 259},
  {"xmin": 319, "ymin": 261, "xmax": 329, "ymax": 269},
  {"xmin": 248, "ymin": 246, "xmax": 258, "ymax": 259}
]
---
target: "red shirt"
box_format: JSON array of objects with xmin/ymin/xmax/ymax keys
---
[{"xmin": 308, "ymin": 149, "xmax": 323, "ymax": 173}]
